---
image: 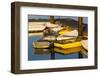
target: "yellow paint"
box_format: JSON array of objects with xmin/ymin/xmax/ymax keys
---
[
  {"xmin": 33, "ymin": 45, "xmax": 48, "ymax": 48},
  {"xmin": 54, "ymin": 47, "xmax": 82, "ymax": 54},
  {"xmin": 59, "ymin": 29, "xmax": 70, "ymax": 34},
  {"xmin": 54, "ymin": 42, "xmax": 81, "ymax": 49}
]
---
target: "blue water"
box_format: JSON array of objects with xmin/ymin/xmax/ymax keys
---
[{"xmin": 28, "ymin": 35, "xmax": 79, "ymax": 61}]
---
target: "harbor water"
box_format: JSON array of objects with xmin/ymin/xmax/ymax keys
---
[{"xmin": 28, "ymin": 34, "xmax": 80, "ymax": 61}]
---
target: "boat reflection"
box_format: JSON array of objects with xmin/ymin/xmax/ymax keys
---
[
  {"xmin": 33, "ymin": 48, "xmax": 50, "ymax": 55},
  {"xmin": 32, "ymin": 48, "xmax": 55, "ymax": 60},
  {"xmin": 54, "ymin": 47, "xmax": 82, "ymax": 55},
  {"xmin": 31, "ymin": 46, "xmax": 87, "ymax": 60}
]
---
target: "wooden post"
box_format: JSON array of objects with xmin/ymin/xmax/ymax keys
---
[
  {"xmin": 49, "ymin": 16, "xmax": 55, "ymax": 24},
  {"xmin": 78, "ymin": 52, "xmax": 83, "ymax": 58},
  {"xmin": 51, "ymin": 50, "xmax": 55, "ymax": 60},
  {"xmin": 78, "ymin": 17, "xmax": 83, "ymax": 37}
]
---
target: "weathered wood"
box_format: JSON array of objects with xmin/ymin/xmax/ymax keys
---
[
  {"xmin": 49, "ymin": 16, "xmax": 55, "ymax": 24},
  {"xmin": 78, "ymin": 17, "xmax": 83, "ymax": 36}
]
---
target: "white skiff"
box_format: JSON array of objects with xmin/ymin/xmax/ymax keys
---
[{"xmin": 81, "ymin": 40, "xmax": 88, "ymax": 50}]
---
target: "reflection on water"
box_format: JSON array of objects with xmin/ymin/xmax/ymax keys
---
[
  {"xmin": 28, "ymin": 33, "xmax": 80, "ymax": 61},
  {"xmin": 34, "ymin": 48, "xmax": 50, "ymax": 55}
]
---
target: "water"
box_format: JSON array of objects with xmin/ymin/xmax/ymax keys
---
[{"xmin": 28, "ymin": 34, "xmax": 81, "ymax": 61}]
